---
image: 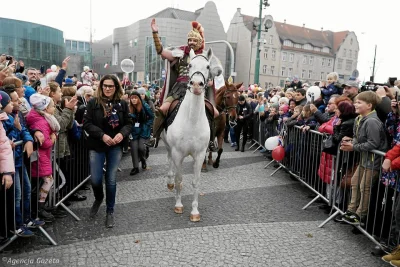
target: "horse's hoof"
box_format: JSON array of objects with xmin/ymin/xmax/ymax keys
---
[
  {"xmin": 213, "ymin": 162, "xmax": 219, "ymax": 168},
  {"xmin": 174, "ymin": 207, "xmax": 184, "ymax": 214},
  {"xmin": 190, "ymin": 214, "xmax": 201, "ymax": 222},
  {"xmin": 167, "ymin": 184, "xmax": 174, "ymax": 191}
]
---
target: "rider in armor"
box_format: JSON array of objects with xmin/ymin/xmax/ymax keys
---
[{"xmin": 149, "ymin": 18, "xmax": 219, "ymax": 151}]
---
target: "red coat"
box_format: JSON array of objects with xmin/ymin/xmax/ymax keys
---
[
  {"xmin": 385, "ymin": 145, "xmax": 400, "ymax": 170},
  {"xmin": 318, "ymin": 116, "xmax": 336, "ymax": 184}
]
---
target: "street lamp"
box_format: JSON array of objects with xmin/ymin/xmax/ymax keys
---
[{"xmin": 254, "ymin": 0, "xmax": 273, "ymax": 85}]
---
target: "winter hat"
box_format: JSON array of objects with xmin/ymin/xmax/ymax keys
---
[
  {"xmin": 30, "ymin": 93, "xmax": 51, "ymax": 111},
  {"xmin": 15, "ymin": 73, "xmax": 28, "ymax": 84},
  {"xmin": 280, "ymin": 104, "xmax": 289, "ymax": 113},
  {"xmin": 137, "ymin": 87, "xmax": 146, "ymax": 95},
  {"xmin": 64, "ymin": 78, "xmax": 74, "ymax": 86},
  {"xmin": 0, "ymin": 91, "xmax": 10, "ymax": 110}
]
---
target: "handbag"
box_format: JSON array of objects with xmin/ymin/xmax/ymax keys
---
[
  {"xmin": 340, "ymin": 164, "xmax": 358, "ymax": 189},
  {"xmin": 322, "ymin": 134, "xmax": 336, "ymax": 155}
]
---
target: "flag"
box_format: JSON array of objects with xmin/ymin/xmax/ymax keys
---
[{"xmin": 104, "ymin": 63, "xmax": 109, "ymax": 69}]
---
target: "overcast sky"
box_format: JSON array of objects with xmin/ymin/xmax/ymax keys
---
[{"xmin": 3, "ymin": 0, "xmax": 398, "ymax": 83}]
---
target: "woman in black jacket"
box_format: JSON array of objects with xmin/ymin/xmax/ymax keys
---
[{"xmin": 83, "ymin": 75, "xmax": 132, "ymax": 228}]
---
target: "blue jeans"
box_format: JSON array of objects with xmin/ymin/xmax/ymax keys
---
[
  {"xmin": 14, "ymin": 165, "xmax": 32, "ymax": 227},
  {"xmin": 89, "ymin": 146, "xmax": 122, "ymax": 213},
  {"xmin": 229, "ymin": 127, "xmax": 236, "ymax": 143}
]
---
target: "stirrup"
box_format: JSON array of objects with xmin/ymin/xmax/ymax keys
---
[{"xmin": 144, "ymin": 137, "xmax": 156, "ymax": 148}]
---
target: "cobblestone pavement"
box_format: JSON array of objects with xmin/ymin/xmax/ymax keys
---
[{"xmin": 1, "ymin": 142, "xmax": 388, "ymax": 267}]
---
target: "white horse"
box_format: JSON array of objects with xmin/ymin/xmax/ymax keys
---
[{"xmin": 162, "ymin": 48, "xmax": 222, "ymax": 222}]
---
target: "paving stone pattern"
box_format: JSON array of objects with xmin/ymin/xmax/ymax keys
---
[{"xmin": 1, "ymin": 142, "xmax": 388, "ymax": 267}]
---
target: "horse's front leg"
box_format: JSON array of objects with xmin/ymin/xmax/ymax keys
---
[
  {"xmin": 166, "ymin": 149, "xmax": 175, "ymax": 191},
  {"xmin": 171, "ymin": 151, "xmax": 184, "ymax": 214},
  {"xmin": 213, "ymin": 148, "xmax": 223, "ymax": 168},
  {"xmin": 207, "ymin": 151, "xmax": 213, "ymax": 165},
  {"xmin": 190, "ymin": 149, "xmax": 206, "ymax": 222}
]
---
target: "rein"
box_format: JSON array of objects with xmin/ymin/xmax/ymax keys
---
[{"xmin": 187, "ymin": 54, "xmax": 210, "ymax": 94}]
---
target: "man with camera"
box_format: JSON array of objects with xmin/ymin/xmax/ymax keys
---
[{"xmin": 81, "ymin": 66, "xmax": 94, "ymax": 86}]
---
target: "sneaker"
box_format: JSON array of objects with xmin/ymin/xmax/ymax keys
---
[
  {"xmin": 259, "ymin": 148, "xmax": 267, "ymax": 153},
  {"xmin": 333, "ymin": 214, "xmax": 345, "ymax": 223},
  {"xmin": 391, "ymin": 260, "xmax": 400, "ymax": 267},
  {"xmin": 14, "ymin": 226, "xmax": 34, "ymax": 237},
  {"xmin": 90, "ymin": 199, "xmax": 103, "ymax": 218},
  {"xmin": 383, "ymin": 245, "xmax": 400, "ymax": 263},
  {"xmin": 230, "ymin": 143, "xmax": 235, "ymax": 147},
  {"xmin": 343, "ymin": 212, "xmax": 361, "ymax": 225},
  {"xmin": 25, "ymin": 218, "xmax": 45, "ymax": 228},
  {"xmin": 51, "ymin": 208, "xmax": 68, "ymax": 218},
  {"xmin": 106, "ymin": 213, "xmax": 115, "ymax": 228}
]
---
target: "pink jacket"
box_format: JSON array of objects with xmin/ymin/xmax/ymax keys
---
[
  {"xmin": 0, "ymin": 112, "xmax": 14, "ymax": 174},
  {"xmin": 26, "ymin": 110, "xmax": 54, "ymax": 177}
]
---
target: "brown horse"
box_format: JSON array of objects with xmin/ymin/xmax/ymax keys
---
[{"xmin": 202, "ymin": 80, "xmax": 242, "ymax": 171}]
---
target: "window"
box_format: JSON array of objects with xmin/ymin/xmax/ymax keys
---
[
  {"xmin": 85, "ymin": 42, "xmax": 90, "ymax": 51},
  {"xmin": 134, "ymin": 38, "xmax": 138, "ymax": 46},
  {"xmin": 328, "ymin": 59, "xmax": 332, "ymax": 67},
  {"xmin": 263, "ymin": 65, "xmax": 268, "ymax": 74},
  {"xmin": 294, "ymin": 43, "xmax": 302, "ymax": 49},
  {"xmin": 314, "ymin": 47, "xmax": 321, "ymax": 52},
  {"xmin": 289, "ymin": 53, "xmax": 294, "ymax": 62},
  {"xmin": 129, "ymin": 40, "xmax": 133, "ymax": 47},
  {"xmin": 303, "ymin": 55, "xmax": 307, "ymax": 64},
  {"xmin": 349, "ymin": 50, "xmax": 352, "ymax": 58},
  {"xmin": 337, "ymin": 59, "xmax": 343, "ymax": 69},
  {"xmin": 308, "ymin": 70, "xmax": 313, "ymax": 79},
  {"xmin": 322, "ymin": 58, "xmax": 326, "ymax": 66},
  {"xmin": 78, "ymin": 41, "xmax": 84, "ymax": 51},
  {"xmin": 320, "ymin": 72, "xmax": 325, "ymax": 80},
  {"xmin": 272, "ymin": 50, "xmax": 276, "ymax": 60},
  {"xmin": 322, "ymin": 47, "xmax": 330, "ymax": 53},
  {"xmin": 346, "ymin": 60, "xmax": 352, "ymax": 71},
  {"xmin": 350, "ymin": 38, "xmax": 353, "ymax": 45},
  {"xmin": 309, "ymin": 56, "xmax": 314, "ymax": 65},
  {"xmin": 304, "ymin": 44, "xmax": 312, "ymax": 50},
  {"xmin": 264, "ymin": 51, "xmax": 268, "ymax": 59},
  {"xmin": 301, "ymin": 69, "xmax": 306, "ymax": 79},
  {"xmin": 282, "ymin": 52, "xmax": 287, "ymax": 61},
  {"xmin": 65, "ymin": 40, "xmax": 71, "ymax": 49},
  {"xmin": 343, "ymin": 49, "xmax": 347, "ymax": 57},
  {"xmin": 269, "ymin": 35, "xmax": 273, "ymax": 45},
  {"xmin": 72, "ymin": 41, "xmax": 77, "ymax": 50},
  {"xmin": 270, "ymin": 66, "xmax": 275, "ymax": 75},
  {"xmin": 281, "ymin": 67, "xmax": 286, "ymax": 76},
  {"xmin": 288, "ymin": 68, "xmax": 293, "ymax": 77},
  {"xmin": 355, "ymin": 50, "xmax": 358, "ymax": 59},
  {"xmin": 283, "ymin": 40, "xmax": 293, "ymax": 47}
]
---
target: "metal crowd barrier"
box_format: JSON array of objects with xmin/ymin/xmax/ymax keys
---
[
  {"xmin": 0, "ymin": 128, "xmax": 91, "ymax": 252},
  {"xmin": 263, "ymin": 124, "xmax": 400, "ymax": 252}
]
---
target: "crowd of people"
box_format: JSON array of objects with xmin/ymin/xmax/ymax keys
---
[
  {"xmin": 0, "ymin": 54, "xmax": 160, "ymax": 241},
  {"xmin": 228, "ymin": 72, "xmax": 400, "ymax": 266}
]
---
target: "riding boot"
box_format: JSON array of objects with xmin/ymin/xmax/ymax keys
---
[
  {"xmin": 208, "ymin": 118, "xmax": 218, "ymax": 152},
  {"xmin": 145, "ymin": 109, "xmax": 165, "ymax": 148}
]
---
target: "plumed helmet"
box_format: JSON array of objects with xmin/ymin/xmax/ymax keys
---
[{"xmin": 187, "ymin": 21, "xmax": 204, "ymax": 51}]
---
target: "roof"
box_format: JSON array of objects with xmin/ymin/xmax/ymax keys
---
[
  {"xmin": 274, "ymin": 22, "xmax": 332, "ymax": 49},
  {"xmin": 239, "ymin": 14, "xmax": 350, "ymax": 54},
  {"xmin": 149, "ymin": 7, "xmax": 199, "ymax": 21}
]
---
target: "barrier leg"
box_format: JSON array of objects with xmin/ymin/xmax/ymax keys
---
[
  {"xmin": 264, "ymin": 160, "xmax": 276, "ymax": 169},
  {"xmin": 253, "ymin": 145, "xmax": 262, "ymax": 153},
  {"xmin": 318, "ymin": 209, "xmax": 342, "ymax": 228},
  {"xmin": 37, "ymin": 226, "xmax": 57, "ymax": 245},
  {"xmin": 0, "ymin": 235, "xmax": 18, "ymax": 252},
  {"xmin": 248, "ymin": 141, "xmax": 258, "ymax": 150},
  {"xmin": 302, "ymin": 195, "xmax": 322, "ymax": 210},
  {"xmin": 270, "ymin": 164, "xmax": 283, "ymax": 176}
]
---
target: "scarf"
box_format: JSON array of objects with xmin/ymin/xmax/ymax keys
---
[
  {"xmin": 36, "ymin": 109, "xmax": 61, "ymax": 132},
  {"xmin": 102, "ymin": 98, "xmax": 121, "ymax": 129}
]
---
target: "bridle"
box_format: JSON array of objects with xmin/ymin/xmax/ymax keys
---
[
  {"xmin": 187, "ymin": 54, "xmax": 210, "ymax": 94},
  {"xmin": 217, "ymin": 86, "xmax": 238, "ymax": 127}
]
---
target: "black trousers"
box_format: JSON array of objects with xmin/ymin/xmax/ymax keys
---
[{"xmin": 234, "ymin": 121, "xmax": 248, "ymax": 148}]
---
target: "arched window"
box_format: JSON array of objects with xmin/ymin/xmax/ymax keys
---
[
  {"xmin": 283, "ymin": 40, "xmax": 293, "ymax": 47},
  {"xmin": 322, "ymin": 47, "xmax": 330, "ymax": 53}
]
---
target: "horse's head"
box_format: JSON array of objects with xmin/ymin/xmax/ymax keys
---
[
  {"xmin": 188, "ymin": 48, "xmax": 222, "ymax": 96},
  {"xmin": 220, "ymin": 80, "xmax": 243, "ymax": 123}
]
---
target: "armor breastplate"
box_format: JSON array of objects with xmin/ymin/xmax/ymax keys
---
[{"xmin": 175, "ymin": 54, "xmax": 190, "ymax": 79}]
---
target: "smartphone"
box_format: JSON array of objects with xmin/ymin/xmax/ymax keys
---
[{"xmin": 40, "ymin": 78, "xmax": 47, "ymax": 88}]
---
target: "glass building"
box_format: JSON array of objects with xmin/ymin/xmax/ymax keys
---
[
  {"xmin": 65, "ymin": 39, "xmax": 92, "ymax": 76},
  {"xmin": 0, "ymin": 17, "xmax": 65, "ymax": 69}
]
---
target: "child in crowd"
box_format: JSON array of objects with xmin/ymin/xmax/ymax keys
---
[
  {"xmin": 26, "ymin": 94, "xmax": 60, "ymax": 222},
  {"xmin": 340, "ymin": 91, "xmax": 387, "ymax": 225},
  {"xmin": 288, "ymin": 99, "xmax": 296, "ymax": 116},
  {"xmin": 285, "ymin": 105, "xmax": 303, "ymax": 128},
  {"xmin": 277, "ymin": 104, "xmax": 290, "ymax": 132},
  {"xmin": 298, "ymin": 104, "xmax": 318, "ymax": 131},
  {"xmin": 1, "ymin": 89, "xmax": 44, "ymax": 237},
  {"xmin": 321, "ymin": 72, "xmax": 341, "ymax": 108}
]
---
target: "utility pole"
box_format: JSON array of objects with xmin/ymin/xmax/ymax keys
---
[
  {"xmin": 254, "ymin": 0, "xmax": 263, "ymax": 85},
  {"xmin": 371, "ymin": 44, "xmax": 377, "ymax": 82},
  {"xmin": 89, "ymin": 0, "xmax": 93, "ymax": 69}
]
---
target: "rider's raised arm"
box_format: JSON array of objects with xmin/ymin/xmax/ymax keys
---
[{"xmin": 151, "ymin": 18, "xmax": 175, "ymax": 62}]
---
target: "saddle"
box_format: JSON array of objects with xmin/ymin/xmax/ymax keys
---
[{"xmin": 165, "ymin": 97, "xmax": 215, "ymax": 132}]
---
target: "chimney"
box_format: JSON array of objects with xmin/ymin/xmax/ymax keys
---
[
  {"xmin": 284, "ymin": 19, "xmax": 286, "ymax": 24},
  {"xmin": 303, "ymin": 23, "xmax": 305, "ymax": 28},
  {"xmin": 237, "ymin": 8, "xmax": 241, "ymax": 13}
]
